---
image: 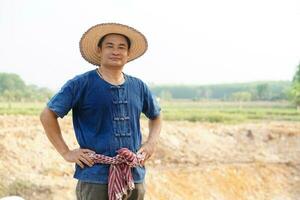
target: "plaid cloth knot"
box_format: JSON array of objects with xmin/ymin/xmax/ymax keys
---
[{"xmin": 88, "ymin": 148, "xmax": 145, "ymax": 200}]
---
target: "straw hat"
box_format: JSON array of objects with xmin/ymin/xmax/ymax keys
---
[{"xmin": 79, "ymin": 23, "xmax": 148, "ymax": 66}]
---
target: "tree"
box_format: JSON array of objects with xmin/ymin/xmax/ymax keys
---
[
  {"xmin": 289, "ymin": 82, "xmax": 300, "ymax": 110},
  {"xmin": 290, "ymin": 63, "xmax": 300, "ymax": 110},
  {"xmin": 159, "ymin": 90, "xmax": 172, "ymax": 100},
  {"xmin": 293, "ymin": 63, "xmax": 300, "ymax": 83},
  {"xmin": 194, "ymin": 89, "xmax": 203, "ymax": 100},
  {"xmin": 202, "ymin": 88, "xmax": 212, "ymax": 99},
  {"xmin": 0, "ymin": 73, "xmax": 26, "ymax": 93},
  {"xmin": 255, "ymin": 83, "xmax": 270, "ymax": 100}
]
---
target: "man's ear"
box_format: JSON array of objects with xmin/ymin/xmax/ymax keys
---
[
  {"xmin": 96, "ymin": 47, "xmax": 102, "ymax": 55},
  {"xmin": 127, "ymin": 50, "xmax": 130, "ymax": 59}
]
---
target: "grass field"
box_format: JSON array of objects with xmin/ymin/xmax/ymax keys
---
[
  {"xmin": 159, "ymin": 100, "xmax": 300, "ymax": 123},
  {"xmin": 0, "ymin": 100, "xmax": 299, "ymax": 123},
  {"xmin": 0, "ymin": 102, "xmax": 46, "ymax": 115}
]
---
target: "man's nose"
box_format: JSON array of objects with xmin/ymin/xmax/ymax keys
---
[{"xmin": 112, "ymin": 48, "xmax": 120, "ymax": 55}]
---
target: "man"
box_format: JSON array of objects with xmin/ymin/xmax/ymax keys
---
[{"xmin": 40, "ymin": 23, "xmax": 162, "ymax": 200}]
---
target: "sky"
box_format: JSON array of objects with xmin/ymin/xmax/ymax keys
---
[{"xmin": 0, "ymin": 0, "xmax": 300, "ymax": 90}]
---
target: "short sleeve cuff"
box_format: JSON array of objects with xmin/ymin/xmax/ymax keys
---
[{"xmin": 47, "ymin": 102, "xmax": 68, "ymax": 118}]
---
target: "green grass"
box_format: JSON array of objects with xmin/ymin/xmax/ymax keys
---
[
  {"xmin": 160, "ymin": 100, "xmax": 300, "ymax": 123},
  {"xmin": 0, "ymin": 102, "xmax": 45, "ymax": 115},
  {"xmin": 0, "ymin": 101, "xmax": 299, "ymax": 123}
]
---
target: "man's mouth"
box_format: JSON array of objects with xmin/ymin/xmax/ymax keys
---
[{"xmin": 110, "ymin": 57, "xmax": 121, "ymax": 61}]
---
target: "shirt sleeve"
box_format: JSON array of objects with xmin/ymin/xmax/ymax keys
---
[
  {"xmin": 142, "ymin": 82, "xmax": 161, "ymax": 119},
  {"xmin": 47, "ymin": 78, "xmax": 82, "ymax": 118}
]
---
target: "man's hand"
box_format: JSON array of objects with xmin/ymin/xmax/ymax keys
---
[
  {"xmin": 137, "ymin": 115, "xmax": 162, "ymax": 165},
  {"xmin": 62, "ymin": 148, "xmax": 95, "ymax": 168},
  {"xmin": 137, "ymin": 141, "xmax": 157, "ymax": 165}
]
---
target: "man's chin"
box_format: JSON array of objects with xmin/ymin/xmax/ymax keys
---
[{"xmin": 106, "ymin": 63, "xmax": 125, "ymax": 69}]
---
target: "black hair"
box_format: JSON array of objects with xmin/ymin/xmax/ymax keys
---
[{"xmin": 97, "ymin": 33, "xmax": 131, "ymax": 50}]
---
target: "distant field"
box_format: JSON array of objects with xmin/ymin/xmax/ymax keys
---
[
  {"xmin": 160, "ymin": 100, "xmax": 300, "ymax": 123},
  {"xmin": 0, "ymin": 101, "xmax": 299, "ymax": 123}
]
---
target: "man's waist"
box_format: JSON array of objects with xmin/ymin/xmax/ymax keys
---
[{"xmin": 73, "ymin": 165, "xmax": 145, "ymax": 184}]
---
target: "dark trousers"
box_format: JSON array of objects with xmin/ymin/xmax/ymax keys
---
[{"xmin": 76, "ymin": 180, "xmax": 145, "ymax": 200}]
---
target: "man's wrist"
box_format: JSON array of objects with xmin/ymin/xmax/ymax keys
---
[
  {"xmin": 146, "ymin": 138, "xmax": 158, "ymax": 146},
  {"xmin": 60, "ymin": 149, "xmax": 70, "ymax": 158}
]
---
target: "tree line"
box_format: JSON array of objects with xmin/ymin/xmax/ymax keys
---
[
  {"xmin": 0, "ymin": 73, "xmax": 52, "ymax": 102},
  {"xmin": 150, "ymin": 63, "xmax": 300, "ymax": 109},
  {"xmin": 151, "ymin": 81, "xmax": 291, "ymax": 101}
]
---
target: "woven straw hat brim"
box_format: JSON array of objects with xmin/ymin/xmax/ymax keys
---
[{"xmin": 80, "ymin": 23, "xmax": 148, "ymax": 66}]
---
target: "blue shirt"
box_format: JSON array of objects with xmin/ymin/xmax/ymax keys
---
[{"xmin": 47, "ymin": 69, "xmax": 161, "ymax": 183}]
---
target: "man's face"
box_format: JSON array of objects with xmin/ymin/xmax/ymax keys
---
[{"xmin": 98, "ymin": 34, "xmax": 130, "ymax": 68}]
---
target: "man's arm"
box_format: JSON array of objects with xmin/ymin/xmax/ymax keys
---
[
  {"xmin": 40, "ymin": 107, "xmax": 94, "ymax": 168},
  {"xmin": 137, "ymin": 114, "xmax": 162, "ymax": 164}
]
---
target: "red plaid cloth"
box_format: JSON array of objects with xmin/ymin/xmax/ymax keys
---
[{"xmin": 88, "ymin": 148, "xmax": 145, "ymax": 200}]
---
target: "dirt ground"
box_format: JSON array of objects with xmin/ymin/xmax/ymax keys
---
[{"xmin": 0, "ymin": 116, "xmax": 299, "ymax": 200}]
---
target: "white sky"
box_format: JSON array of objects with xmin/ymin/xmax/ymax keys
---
[{"xmin": 0, "ymin": 0, "xmax": 300, "ymax": 90}]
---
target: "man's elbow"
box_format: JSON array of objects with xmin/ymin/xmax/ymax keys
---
[{"xmin": 40, "ymin": 107, "xmax": 56, "ymax": 124}]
